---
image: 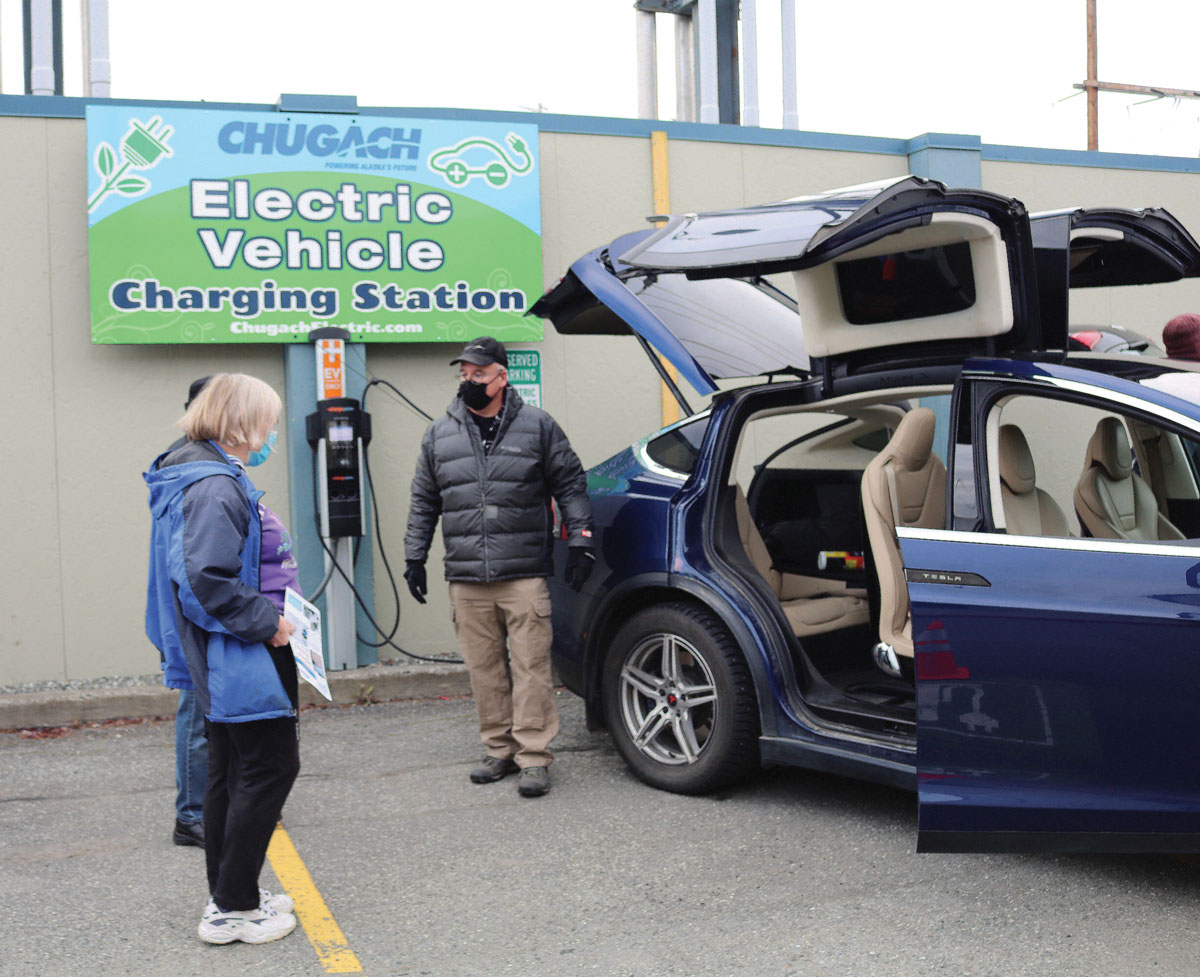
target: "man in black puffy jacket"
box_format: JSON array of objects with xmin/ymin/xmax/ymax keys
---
[{"xmin": 403, "ymin": 337, "xmax": 594, "ymax": 797}]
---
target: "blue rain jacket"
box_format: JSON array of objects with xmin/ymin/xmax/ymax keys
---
[{"xmin": 144, "ymin": 439, "xmax": 293, "ymax": 723}]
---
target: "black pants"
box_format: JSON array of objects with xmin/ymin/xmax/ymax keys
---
[{"xmin": 203, "ymin": 715, "xmax": 300, "ymax": 911}]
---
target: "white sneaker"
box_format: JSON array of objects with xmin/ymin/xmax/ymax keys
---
[
  {"xmin": 197, "ymin": 903, "xmax": 296, "ymax": 944},
  {"xmin": 203, "ymin": 887, "xmax": 294, "ymax": 916},
  {"xmin": 257, "ymin": 887, "xmax": 294, "ymax": 914}
]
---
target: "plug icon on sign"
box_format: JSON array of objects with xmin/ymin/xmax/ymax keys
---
[{"xmin": 87, "ymin": 116, "xmax": 174, "ymax": 213}]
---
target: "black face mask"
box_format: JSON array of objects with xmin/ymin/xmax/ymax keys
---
[{"xmin": 459, "ymin": 379, "xmax": 495, "ymax": 410}]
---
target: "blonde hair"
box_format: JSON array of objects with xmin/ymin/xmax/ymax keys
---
[{"xmin": 178, "ymin": 373, "xmax": 282, "ymax": 447}]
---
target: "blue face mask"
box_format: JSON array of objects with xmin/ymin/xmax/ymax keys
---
[{"xmin": 247, "ymin": 429, "xmax": 277, "ymax": 467}]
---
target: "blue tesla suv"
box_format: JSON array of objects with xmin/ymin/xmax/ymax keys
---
[{"xmin": 533, "ymin": 176, "xmax": 1200, "ymax": 853}]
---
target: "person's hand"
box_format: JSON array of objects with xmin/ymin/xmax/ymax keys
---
[
  {"xmin": 404, "ymin": 561, "xmax": 428, "ymax": 605},
  {"xmin": 565, "ymin": 547, "xmax": 595, "ymax": 592},
  {"xmin": 268, "ymin": 615, "xmax": 296, "ymax": 647}
]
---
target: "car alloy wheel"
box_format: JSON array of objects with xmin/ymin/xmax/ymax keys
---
[
  {"xmin": 603, "ymin": 602, "xmax": 759, "ymax": 794},
  {"xmin": 616, "ymin": 630, "xmax": 719, "ymax": 766}
]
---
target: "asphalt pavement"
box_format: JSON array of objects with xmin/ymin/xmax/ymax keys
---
[{"xmin": 3, "ymin": 692, "xmax": 1200, "ymax": 977}]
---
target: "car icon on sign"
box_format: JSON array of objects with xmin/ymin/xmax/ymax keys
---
[{"xmin": 428, "ymin": 133, "xmax": 533, "ymax": 188}]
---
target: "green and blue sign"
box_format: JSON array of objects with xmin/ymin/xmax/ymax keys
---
[{"xmin": 86, "ymin": 105, "xmax": 543, "ymax": 344}]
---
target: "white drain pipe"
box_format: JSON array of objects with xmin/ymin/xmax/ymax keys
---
[
  {"xmin": 781, "ymin": 0, "xmax": 798, "ymax": 129},
  {"xmin": 741, "ymin": 0, "xmax": 760, "ymax": 127},
  {"xmin": 637, "ymin": 9, "xmax": 658, "ymax": 120},
  {"xmin": 28, "ymin": 0, "xmax": 56, "ymax": 95},
  {"xmin": 675, "ymin": 12, "xmax": 696, "ymax": 122},
  {"xmin": 696, "ymin": 0, "xmax": 719, "ymax": 123},
  {"xmin": 82, "ymin": 0, "xmax": 112, "ymax": 98}
]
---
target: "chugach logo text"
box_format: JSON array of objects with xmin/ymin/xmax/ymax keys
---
[{"xmin": 217, "ymin": 121, "xmax": 423, "ymax": 160}]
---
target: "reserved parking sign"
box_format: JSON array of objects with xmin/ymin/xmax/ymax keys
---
[{"xmin": 508, "ymin": 349, "xmax": 542, "ymax": 407}]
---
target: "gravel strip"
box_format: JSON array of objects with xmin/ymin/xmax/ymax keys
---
[
  {"xmin": 0, "ymin": 656, "xmax": 461, "ymax": 697},
  {"xmin": 0, "ymin": 673, "xmax": 164, "ymax": 696}
]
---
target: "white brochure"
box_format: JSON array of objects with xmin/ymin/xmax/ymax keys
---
[{"xmin": 284, "ymin": 587, "xmax": 331, "ymax": 701}]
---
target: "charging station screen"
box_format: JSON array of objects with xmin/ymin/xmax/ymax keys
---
[{"xmin": 329, "ymin": 421, "xmax": 354, "ymax": 443}]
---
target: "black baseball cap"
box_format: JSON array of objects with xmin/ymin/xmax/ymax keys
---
[
  {"xmin": 185, "ymin": 375, "xmax": 213, "ymax": 409},
  {"xmin": 450, "ymin": 336, "xmax": 507, "ymax": 368}
]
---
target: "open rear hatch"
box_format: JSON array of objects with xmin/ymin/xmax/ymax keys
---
[{"xmin": 532, "ymin": 176, "xmax": 1041, "ymax": 402}]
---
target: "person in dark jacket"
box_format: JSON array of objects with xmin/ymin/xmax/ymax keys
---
[
  {"xmin": 404, "ymin": 337, "xmax": 594, "ymax": 797},
  {"xmin": 145, "ymin": 373, "xmax": 300, "ymax": 945}
]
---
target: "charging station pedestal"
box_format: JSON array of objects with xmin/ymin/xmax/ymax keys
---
[{"xmin": 307, "ymin": 330, "xmax": 370, "ymax": 671}]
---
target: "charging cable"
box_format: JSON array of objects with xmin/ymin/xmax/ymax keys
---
[{"xmin": 308, "ymin": 379, "xmax": 463, "ymax": 664}]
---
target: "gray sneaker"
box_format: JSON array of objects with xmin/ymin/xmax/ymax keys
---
[
  {"xmin": 517, "ymin": 765, "xmax": 550, "ymax": 798},
  {"xmin": 470, "ymin": 755, "xmax": 519, "ymax": 784}
]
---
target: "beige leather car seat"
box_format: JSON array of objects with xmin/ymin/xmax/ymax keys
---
[
  {"xmin": 860, "ymin": 407, "xmax": 946, "ymax": 674},
  {"xmin": 1074, "ymin": 417, "xmax": 1184, "ymax": 541},
  {"xmin": 734, "ymin": 488, "xmax": 869, "ymax": 637},
  {"xmin": 998, "ymin": 424, "xmax": 1071, "ymax": 537}
]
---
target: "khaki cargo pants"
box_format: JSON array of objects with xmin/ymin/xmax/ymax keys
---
[{"xmin": 448, "ymin": 577, "xmax": 559, "ymax": 768}]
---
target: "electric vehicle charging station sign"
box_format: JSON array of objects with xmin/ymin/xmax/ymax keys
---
[{"xmin": 86, "ymin": 105, "xmax": 543, "ymax": 344}]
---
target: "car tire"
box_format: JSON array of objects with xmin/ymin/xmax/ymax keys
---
[{"xmin": 602, "ymin": 602, "xmax": 759, "ymax": 794}]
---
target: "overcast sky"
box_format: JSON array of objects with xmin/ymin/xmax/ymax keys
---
[{"xmin": 2, "ymin": 0, "xmax": 1200, "ymax": 156}]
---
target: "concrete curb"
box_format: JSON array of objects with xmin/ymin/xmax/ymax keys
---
[{"xmin": 0, "ymin": 663, "xmax": 471, "ymax": 730}]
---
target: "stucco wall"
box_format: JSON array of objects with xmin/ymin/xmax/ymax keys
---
[{"xmin": 4, "ymin": 101, "xmax": 1200, "ymax": 685}]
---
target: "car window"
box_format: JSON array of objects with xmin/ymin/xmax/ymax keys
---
[
  {"xmin": 623, "ymin": 273, "xmax": 809, "ymax": 380},
  {"xmin": 984, "ymin": 392, "xmax": 1200, "ymax": 540},
  {"xmin": 836, "ymin": 243, "xmax": 976, "ymax": 325},
  {"xmin": 643, "ymin": 415, "xmax": 711, "ymax": 476}
]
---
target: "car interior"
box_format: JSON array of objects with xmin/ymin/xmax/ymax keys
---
[
  {"xmin": 987, "ymin": 392, "xmax": 1200, "ymax": 541},
  {"xmin": 710, "ymin": 382, "xmax": 1200, "ymax": 737}
]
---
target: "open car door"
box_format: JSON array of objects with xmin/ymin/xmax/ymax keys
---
[
  {"xmin": 899, "ymin": 358, "xmax": 1200, "ymax": 853},
  {"xmin": 1032, "ymin": 206, "xmax": 1200, "ymax": 349}
]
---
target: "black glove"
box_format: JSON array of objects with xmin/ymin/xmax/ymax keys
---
[
  {"xmin": 404, "ymin": 561, "xmax": 427, "ymax": 605},
  {"xmin": 564, "ymin": 547, "xmax": 595, "ymax": 592}
]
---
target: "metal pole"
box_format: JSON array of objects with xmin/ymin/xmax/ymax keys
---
[
  {"xmin": 741, "ymin": 0, "xmax": 760, "ymax": 127},
  {"xmin": 696, "ymin": 0, "xmax": 719, "ymax": 123},
  {"xmin": 82, "ymin": 0, "xmax": 112, "ymax": 98},
  {"xmin": 26, "ymin": 0, "xmax": 56, "ymax": 95},
  {"xmin": 1086, "ymin": 0, "xmax": 1098, "ymax": 150},
  {"xmin": 781, "ymin": 0, "xmax": 798, "ymax": 129},
  {"xmin": 675, "ymin": 12, "xmax": 696, "ymax": 122},
  {"xmin": 637, "ymin": 9, "xmax": 658, "ymax": 120}
]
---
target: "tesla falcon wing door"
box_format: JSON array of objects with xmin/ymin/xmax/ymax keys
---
[
  {"xmin": 529, "ymin": 231, "xmax": 810, "ymax": 407},
  {"xmin": 1031, "ymin": 206, "xmax": 1200, "ymax": 350},
  {"xmin": 617, "ymin": 176, "xmax": 1042, "ymax": 380}
]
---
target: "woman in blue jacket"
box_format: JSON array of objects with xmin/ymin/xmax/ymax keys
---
[{"xmin": 145, "ymin": 373, "xmax": 301, "ymax": 945}]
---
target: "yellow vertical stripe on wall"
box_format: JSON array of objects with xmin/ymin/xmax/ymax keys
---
[{"xmin": 650, "ymin": 130, "xmax": 681, "ymax": 429}]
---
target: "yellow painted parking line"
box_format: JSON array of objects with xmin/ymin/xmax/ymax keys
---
[{"xmin": 267, "ymin": 823, "xmax": 364, "ymax": 974}]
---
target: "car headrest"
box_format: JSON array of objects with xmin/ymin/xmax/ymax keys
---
[
  {"xmin": 889, "ymin": 407, "xmax": 937, "ymax": 472},
  {"xmin": 998, "ymin": 424, "xmax": 1036, "ymax": 495},
  {"xmin": 1085, "ymin": 417, "xmax": 1132, "ymax": 480}
]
